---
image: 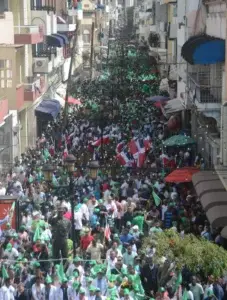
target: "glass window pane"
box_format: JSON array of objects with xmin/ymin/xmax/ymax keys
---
[
  {"xmin": 6, "ymin": 70, "xmax": 12, "ymax": 78},
  {"xmin": 6, "ymin": 80, "xmax": 12, "ymax": 88},
  {"xmin": 0, "ymin": 70, "xmax": 4, "ymax": 78},
  {"xmin": 0, "ymin": 80, "xmax": 4, "ymax": 88},
  {"xmin": 0, "ymin": 60, "xmax": 5, "ymax": 69},
  {"xmin": 6, "ymin": 60, "xmax": 12, "ymax": 68}
]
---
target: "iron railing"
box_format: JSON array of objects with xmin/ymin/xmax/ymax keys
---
[
  {"xmin": 188, "ymin": 75, "xmax": 222, "ymax": 103},
  {"xmin": 33, "ymin": 48, "xmax": 57, "ymax": 60},
  {"xmin": 30, "ymin": 0, "xmax": 55, "ymax": 12}
]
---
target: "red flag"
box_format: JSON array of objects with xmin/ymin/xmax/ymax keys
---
[
  {"xmin": 104, "ymin": 224, "xmax": 111, "ymax": 241},
  {"xmin": 116, "ymin": 151, "xmax": 133, "ymax": 166},
  {"xmin": 160, "ymin": 154, "xmax": 176, "ymax": 168},
  {"xmin": 91, "ymin": 135, "xmax": 110, "ymax": 147},
  {"xmin": 116, "ymin": 142, "xmax": 124, "ymax": 154},
  {"xmin": 129, "ymin": 139, "xmax": 138, "ymax": 158}
]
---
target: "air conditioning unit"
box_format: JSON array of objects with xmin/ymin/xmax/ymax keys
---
[{"xmin": 33, "ymin": 57, "xmax": 50, "ymax": 74}]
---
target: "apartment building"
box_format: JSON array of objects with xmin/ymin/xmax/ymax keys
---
[{"xmin": 0, "ymin": 0, "xmax": 83, "ymax": 172}]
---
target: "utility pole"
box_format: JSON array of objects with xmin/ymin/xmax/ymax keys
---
[
  {"xmin": 90, "ymin": 21, "xmax": 95, "ymax": 80},
  {"xmin": 63, "ymin": 19, "xmax": 80, "ymax": 128}
]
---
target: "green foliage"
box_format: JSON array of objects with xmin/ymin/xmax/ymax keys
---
[{"xmin": 142, "ymin": 230, "xmax": 227, "ymax": 278}]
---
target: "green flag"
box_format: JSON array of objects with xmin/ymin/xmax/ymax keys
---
[
  {"xmin": 33, "ymin": 226, "xmax": 41, "ymax": 242},
  {"xmin": 152, "ymin": 190, "xmax": 161, "ymax": 206},
  {"xmin": 182, "ymin": 289, "xmax": 188, "ymax": 300},
  {"xmin": 175, "ymin": 272, "xmax": 182, "ymax": 291},
  {"xmin": 58, "ymin": 261, "xmax": 65, "ymax": 282},
  {"xmin": 2, "ymin": 265, "xmax": 9, "ymax": 279}
]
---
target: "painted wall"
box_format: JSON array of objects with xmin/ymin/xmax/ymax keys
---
[{"xmin": 0, "ymin": 12, "xmax": 14, "ymax": 44}]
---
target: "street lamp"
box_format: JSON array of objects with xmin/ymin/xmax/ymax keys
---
[
  {"xmin": 64, "ymin": 154, "xmax": 76, "ymax": 173},
  {"xmin": 64, "ymin": 154, "xmax": 76, "ymax": 256},
  {"xmin": 89, "ymin": 160, "xmax": 100, "ymax": 179},
  {"xmin": 42, "ymin": 164, "xmax": 55, "ymax": 182}
]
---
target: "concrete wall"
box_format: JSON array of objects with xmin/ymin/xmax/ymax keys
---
[{"xmin": 0, "ymin": 12, "xmax": 14, "ymax": 44}]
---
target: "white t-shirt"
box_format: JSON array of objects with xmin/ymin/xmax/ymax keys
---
[
  {"xmin": 74, "ymin": 211, "xmax": 83, "ymax": 230},
  {"xmin": 0, "ymin": 187, "xmax": 6, "ymax": 196}
]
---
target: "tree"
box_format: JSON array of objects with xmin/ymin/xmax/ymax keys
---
[{"xmin": 142, "ymin": 230, "xmax": 227, "ymax": 281}]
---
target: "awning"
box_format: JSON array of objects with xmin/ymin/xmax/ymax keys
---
[
  {"xmin": 181, "ymin": 34, "xmax": 225, "ymax": 65},
  {"xmin": 162, "ymin": 98, "xmax": 185, "ymax": 116},
  {"xmin": 46, "ymin": 34, "xmax": 65, "ymax": 47},
  {"xmin": 192, "ymin": 171, "xmax": 227, "ymax": 227},
  {"xmin": 35, "ymin": 100, "xmax": 61, "ymax": 120},
  {"xmin": 53, "ymin": 33, "xmax": 69, "ymax": 44}
]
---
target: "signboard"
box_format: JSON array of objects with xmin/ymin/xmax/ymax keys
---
[{"xmin": 0, "ymin": 197, "xmax": 17, "ymax": 230}]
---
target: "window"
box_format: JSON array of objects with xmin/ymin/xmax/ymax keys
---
[
  {"xmin": 83, "ymin": 30, "xmax": 90, "ymax": 44},
  {"xmin": 0, "ymin": 59, "xmax": 12, "ymax": 88}
]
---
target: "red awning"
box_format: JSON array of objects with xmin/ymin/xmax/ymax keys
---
[{"xmin": 165, "ymin": 167, "xmax": 200, "ymax": 183}]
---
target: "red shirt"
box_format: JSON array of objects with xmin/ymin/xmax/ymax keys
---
[{"xmin": 80, "ymin": 235, "xmax": 94, "ymax": 250}]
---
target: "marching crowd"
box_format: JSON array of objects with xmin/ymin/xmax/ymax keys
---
[{"xmin": 0, "ymin": 99, "xmax": 224, "ymax": 300}]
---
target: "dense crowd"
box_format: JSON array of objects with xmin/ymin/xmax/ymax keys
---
[{"xmin": 0, "ymin": 98, "xmax": 225, "ymax": 300}]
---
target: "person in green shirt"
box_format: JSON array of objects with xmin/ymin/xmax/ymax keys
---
[{"xmin": 132, "ymin": 212, "xmax": 144, "ymax": 232}]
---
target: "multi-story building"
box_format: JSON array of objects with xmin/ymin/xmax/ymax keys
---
[
  {"xmin": 0, "ymin": 0, "xmax": 83, "ymax": 171},
  {"xmin": 179, "ymin": 0, "xmax": 225, "ymax": 168}
]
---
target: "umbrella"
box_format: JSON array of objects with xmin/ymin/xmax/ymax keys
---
[
  {"xmin": 165, "ymin": 167, "xmax": 199, "ymax": 183},
  {"xmin": 154, "ymin": 101, "xmax": 167, "ymax": 108},
  {"xmin": 67, "ymin": 97, "xmax": 81, "ymax": 105},
  {"xmin": 147, "ymin": 95, "xmax": 170, "ymax": 102},
  {"xmin": 163, "ymin": 135, "xmax": 196, "ymax": 147}
]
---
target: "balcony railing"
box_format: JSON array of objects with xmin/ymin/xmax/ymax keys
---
[
  {"xmin": 33, "ymin": 48, "xmax": 57, "ymax": 60},
  {"xmin": 202, "ymin": 0, "xmax": 225, "ymax": 5},
  {"xmin": 14, "ymin": 25, "xmax": 43, "ymax": 35},
  {"xmin": 30, "ymin": 0, "xmax": 55, "ymax": 12},
  {"xmin": 24, "ymin": 76, "xmax": 45, "ymax": 101},
  {"xmin": 188, "ymin": 75, "xmax": 222, "ymax": 103}
]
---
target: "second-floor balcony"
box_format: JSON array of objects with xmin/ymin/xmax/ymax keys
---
[
  {"xmin": 30, "ymin": 0, "xmax": 55, "ymax": 12},
  {"xmin": 202, "ymin": 0, "xmax": 225, "ymax": 5},
  {"xmin": 187, "ymin": 64, "xmax": 222, "ymax": 104},
  {"xmin": 24, "ymin": 76, "xmax": 46, "ymax": 102},
  {"xmin": 14, "ymin": 25, "xmax": 44, "ymax": 44}
]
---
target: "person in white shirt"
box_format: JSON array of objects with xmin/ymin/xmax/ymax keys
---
[
  {"xmin": 43, "ymin": 276, "xmax": 56, "ymax": 300},
  {"xmin": 106, "ymin": 242, "xmax": 122, "ymax": 259},
  {"xmin": 74, "ymin": 206, "xmax": 83, "ymax": 246},
  {"xmin": 31, "ymin": 276, "xmax": 45, "ymax": 300},
  {"xmin": 120, "ymin": 180, "xmax": 128, "ymax": 198},
  {"xmin": 4, "ymin": 243, "xmax": 19, "ymax": 261},
  {"xmin": 81, "ymin": 198, "xmax": 90, "ymax": 224},
  {"xmin": 0, "ymin": 278, "xmax": 15, "ymax": 300},
  {"xmin": 87, "ymin": 195, "xmax": 98, "ymax": 216},
  {"xmin": 105, "ymin": 196, "xmax": 117, "ymax": 216},
  {"xmin": 106, "ymin": 250, "xmax": 117, "ymax": 271},
  {"xmin": 0, "ymin": 182, "xmax": 6, "ymax": 196}
]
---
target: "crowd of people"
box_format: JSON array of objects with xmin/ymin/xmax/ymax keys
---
[{"xmin": 0, "ymin": 91, "xmax": 224, "ymax": 300}]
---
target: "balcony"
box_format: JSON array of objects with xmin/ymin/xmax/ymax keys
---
[
  {"xmin": 57, "ymin": 23, "xmax": 76, "ymax": 32},
  {"xmin": 202, "ymin": 0, "xmax": 225, "ymax": 5},
  {"xmin": 14, "ymin": 25, "xmax": 44, "ymax": 44},
  {"xmin": 24, "ymin": 76, "xmax": 46, "ymax": 101},
  {"xmin": 0, "ymin": 97, "xmax": 9, "ymax": 124},
  {"xmin": 30, "ymin": 0, "xmax": 55, "ymax": 12},
  {"xmin": 16, "ymin": 84, "xmax": 25, "ymax": 110},
  {"xmin": 187, "ymin": 64, "xmax": 222, "ymax": 105}
]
